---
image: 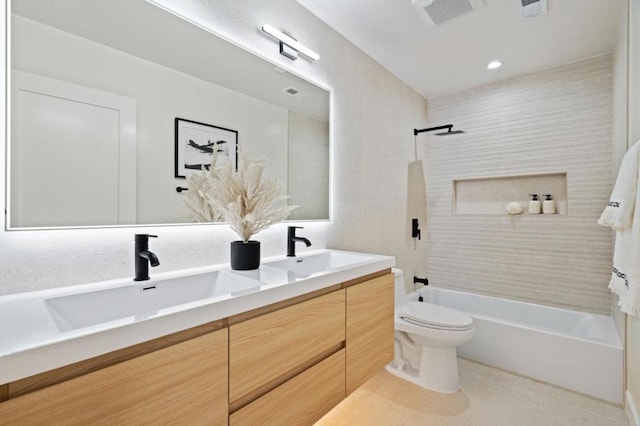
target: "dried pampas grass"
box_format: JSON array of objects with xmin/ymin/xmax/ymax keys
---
[{"xmin": 185, "ymin": 148, "xmax": 296, "ymax": 242}]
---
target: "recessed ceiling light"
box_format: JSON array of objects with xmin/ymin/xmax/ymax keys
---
[{"xmin": 487, "ymin": 60, "xmax": 502, "ymax": 70}]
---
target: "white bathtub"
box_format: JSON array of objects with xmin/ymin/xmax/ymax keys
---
[{"xmin": 416, "ymin": 287, "xmax": 624, "ymax": 404}]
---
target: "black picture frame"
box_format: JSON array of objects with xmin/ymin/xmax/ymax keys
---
[{"xmin": 174, "ymin": 117, "xmax": 238, "ymax": 179}]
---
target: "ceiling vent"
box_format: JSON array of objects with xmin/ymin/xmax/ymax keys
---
[
  {"xmin": 519, "ymin": 0, "xmax": 547, "ymax": 19},
  {"xmin": 284, "ymin": 87, "xmax": 300, "ymax": 95},
  {"xmin": 412, "ymin": 0, "xmax": 484, "ymax": 26}
]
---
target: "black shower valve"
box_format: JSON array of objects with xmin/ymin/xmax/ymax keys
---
[{"xmin": 412, "ymin": 218, "xmax": 421, "ymax": 240}]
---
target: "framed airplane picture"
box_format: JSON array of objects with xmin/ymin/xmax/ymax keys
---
[{"xmin": 174, "ymin": 117, "xmax": 238, "ymax": 178}]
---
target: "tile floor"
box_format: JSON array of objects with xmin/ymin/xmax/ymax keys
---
[{"xmin": 316, "ymin": 359, "xmax": 628, "ymax": 426}]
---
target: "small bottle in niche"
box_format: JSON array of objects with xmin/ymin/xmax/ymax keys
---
[
  {"xmin": 543, "ymin": 194, "xmax": 556, "ymax": 214},
  {"xmin": 529, "ymin": 194, "xmax": 541, "ymax": 214}
]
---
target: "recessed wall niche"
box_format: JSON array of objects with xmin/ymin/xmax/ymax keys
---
[{"xmin": 453, "ymin": 172, "xmax": 568, "ymax": 215}]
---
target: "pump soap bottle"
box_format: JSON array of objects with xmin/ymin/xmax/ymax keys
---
[
  {"xmin": 543, "ymin": 194, "xmax": 556, "ymax": 214},
  {"xmin": 529, "ymin": 194, "xmax": 541, "ymax": 214}
]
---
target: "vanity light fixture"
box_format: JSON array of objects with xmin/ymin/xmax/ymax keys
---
[
  {"xmin": 261, "ymin": 25, "xmax": 320, "ymax": 62},
  {"xmin": 487, "ymin": 60, "xmax": 503, "ymax": 70}
]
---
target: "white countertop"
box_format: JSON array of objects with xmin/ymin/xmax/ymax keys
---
[{"xmin": 0, "ymin": 249, "xmax": 394, "ymax": 384}]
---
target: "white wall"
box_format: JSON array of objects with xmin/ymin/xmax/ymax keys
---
[
  {"xmin": 613, "ymin": 0, "xmax": 629, "ymax": 344},
  {"xmin": 287, "ymin": 111, "xmax": 329, "ymax": 220},
  {"xmin": 423, "ymin": 56, "xmax": 613, "ymax": 314},
  {"xmin": 627, "ymin": 0, "xmax": 640, "ymax": 422},
  {"xmin": 12, "ymin": 15, "xmax": 289, "ymax": 225},
  {"xmin": 0, "ymin": 0, "xmax": 428, "ymax": 295},
  {"xmin": 630, "ymin": 0, "xmax": 640, "ymax": 145},
  {"xmin": 612, "ymin": 2, "xmax": 630, "ymax": 415}
]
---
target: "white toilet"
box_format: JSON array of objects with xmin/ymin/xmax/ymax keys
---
[{"xmin": 386, "ymin": 269, "xmax": 474, "ymax": 393}]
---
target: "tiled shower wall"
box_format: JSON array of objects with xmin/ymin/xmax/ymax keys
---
[{"xmin": 422, "ymin": 55, "xmax": 613, "ymax": 314}]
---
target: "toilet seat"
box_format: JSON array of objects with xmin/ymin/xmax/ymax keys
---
[{"xmin": 400, "ymin": 301, "xmax": 473, "ymax": 331}]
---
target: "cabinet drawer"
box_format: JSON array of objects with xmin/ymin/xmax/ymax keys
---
[
  {"xmin": 346, "ymin": 273, "xmax": 395, "ymax": 394},
  {"xmin": 230, "ymin": 349, "xmax": 345, "ymax": 426},
  {"xmin": 0, "ymin": 329, "xmax": 229, "ymax": 425},
  {"xmin": 230, "ymin": 290, "xmax": 345, "ymax": 405}
]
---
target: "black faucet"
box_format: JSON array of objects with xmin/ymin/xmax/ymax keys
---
[
  {"xmin": 414, "ymin": 276, "xmax": 429, "ymax": 286},
  {"xmin": 134, "ymin": 234, "xmax": 160, "ymax": 281},
  {"xmin": 287, "ymin": 226, "xmax": 311, "ymax": 257}
]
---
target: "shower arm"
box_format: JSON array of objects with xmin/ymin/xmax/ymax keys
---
[
  {"xmin": 413, "ymin": 123, "xmax": 463, "ymax": 161},
  {"xmin": 413, "ymin": 124, "xmax": 453, "ymax": 136}
]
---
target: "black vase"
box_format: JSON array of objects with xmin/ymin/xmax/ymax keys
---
[{"xmin": 230, "ymin": 240, "xmax": 261, "ymax": 270}]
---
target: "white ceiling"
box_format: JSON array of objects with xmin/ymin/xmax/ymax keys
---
[{"xmin": 296, "ymin": 0, "xmax": 624, "ymax": 98}]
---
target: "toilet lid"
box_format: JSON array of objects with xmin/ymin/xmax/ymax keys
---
[{"xmin": 400, "ymin": 302, "xmax": 473, "ymax": 331}]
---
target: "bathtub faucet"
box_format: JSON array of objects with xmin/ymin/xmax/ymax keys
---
[{"xmin": 413, "ymin": 276, "xmax": 429, "ymax": 286}]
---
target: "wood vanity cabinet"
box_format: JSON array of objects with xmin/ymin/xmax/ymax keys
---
[
  {"xmin": 346, "ymin": 273, "xmax": 395, "ymax": 394},
  {"xmin": 228, "ymin": 271, "xmax": 394, "ymax": 424},
  {"xmin": 228, "ymin": 289, "xmax": 347, "ymax": 425},
  {"xmin": 0, "ymin": 269, "xmax": 394, "ymax": 425},
  {"xmin": 0, "ymin": 329, "xmax": 229, "ymax": 425},
  {"xmin": 230, "ymin": 349, "xmax": 346, "ymax": 425}
]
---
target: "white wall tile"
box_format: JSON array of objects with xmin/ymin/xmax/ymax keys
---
[{"xmin": 423, "ymin": 56, "xmax": 614, "ymax": 314}]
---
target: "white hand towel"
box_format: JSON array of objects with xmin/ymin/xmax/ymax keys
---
[
  {"xmin": 598, "ymin": 142, "xmax": 639, "ymax": 231},
  {"xmin": 599, "ymin": 141, "xmax": 640, "ymax": 316}
]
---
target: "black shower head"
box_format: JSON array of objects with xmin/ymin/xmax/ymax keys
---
[
  {"xmin": 414, "ymin": 124, "xmax": 465, "ymax": 136},
  {"xmin": 435, "ymin": 129, "xmax": 465, "ymax": 136}
]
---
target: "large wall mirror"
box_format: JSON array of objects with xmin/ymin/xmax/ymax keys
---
[{"xmin": 7, "ymin": 0, "xmax": 331, "ymax": 228}]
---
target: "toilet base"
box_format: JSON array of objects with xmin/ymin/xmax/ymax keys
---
[{"xmin": 386, "ymin": 344, "xmax": 461, "ymax": 393}]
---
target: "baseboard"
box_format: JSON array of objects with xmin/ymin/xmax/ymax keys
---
[{"xmin": 627, "ymin": 390, "xmax": 640, "ymax": 426}]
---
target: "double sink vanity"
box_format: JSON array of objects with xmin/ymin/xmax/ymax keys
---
[{"xmin": 0, "ymin": 249, "xmax": 395, "ymax": 425}]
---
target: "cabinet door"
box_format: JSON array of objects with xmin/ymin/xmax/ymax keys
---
[
  {"xmin": 230, "ymin": 290, "xmax": 345, "ymax": 405},
  {"xmin": 0, "ymin": 329, "xmax": 228, "ymax": 425},
  {"xmin": 346, "ymin": 273, "xmax": 395, "ymax": 394},
  {"xmin": 230, "ymin": 349, "xmax": 345, "ymax": 426}
]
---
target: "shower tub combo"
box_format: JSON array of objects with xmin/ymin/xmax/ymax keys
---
[{"xmin": 415, "ymin": 287, "xmax": 623, "ymax": 404}]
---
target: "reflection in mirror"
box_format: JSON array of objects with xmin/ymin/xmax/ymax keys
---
[{"xmin": 8, "ymin": 0, "xmax": 330, "ymax": 228}]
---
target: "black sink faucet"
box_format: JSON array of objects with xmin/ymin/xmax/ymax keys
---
[
  {"xmin": 287, "ymin": 226, "xmax": 311, "ymax": 257},
  {"xmin": 134, "ymin": 234, "xmax": 160, "ymax": 281}
]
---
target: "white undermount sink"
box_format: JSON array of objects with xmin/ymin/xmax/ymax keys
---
[
  {"xmin": 44, "ymin": 271, "xmax": 261, "ymax": 331},
  {"xmin": 263, "ymin": 251, "xmax": 375, "ymax": 276}
]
